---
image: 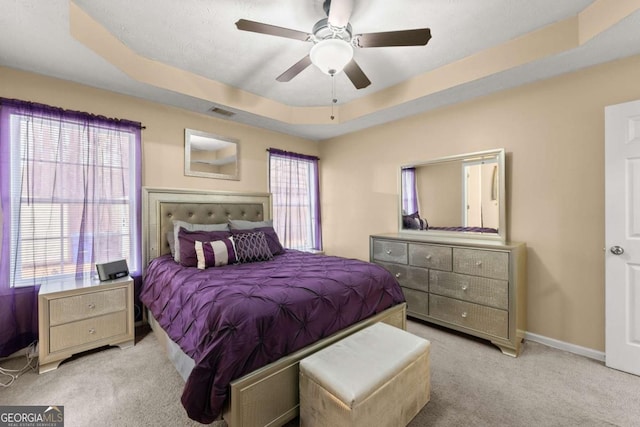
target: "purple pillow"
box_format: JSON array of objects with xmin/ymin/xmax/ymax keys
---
[
  {"xmin": 178, "ymin": 228, "xmax": 232, "ymax": 267},
  {"xmin": 195, "ymin": 237, "xmax": 237, "ymax": 269},
  {"xmin": 231, "ymin": 226, "xmax": 285, "ymax": 255},
  {"xmin": 233, "ymin": 231, "xmax": 273, "ymax": 263}
]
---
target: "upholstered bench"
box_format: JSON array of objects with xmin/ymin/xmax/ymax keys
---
[{"xmin": 299, "ymin": 322, "xmax": 430, "ymax": 427}]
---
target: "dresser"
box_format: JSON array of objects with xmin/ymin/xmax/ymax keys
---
[
  {"xmin": 38, "ymin": 275, "xmax": 135, "ymax": 373},
  {"xmin": 370, "ymin": 234, "xmax": 526, "ymax": 356}
]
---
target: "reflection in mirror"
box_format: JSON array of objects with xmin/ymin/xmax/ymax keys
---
[
  {"xmin": 400, "ymin": 149, "xmax": 506, "ymax": 243},
  {"xmin": 185, "ymin": 129, "xmax": 239, "ymax": 180}
]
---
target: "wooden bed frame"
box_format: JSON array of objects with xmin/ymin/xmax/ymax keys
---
[{"xmin": 142, "ymin": 187, "xmax": 407, "ymax": 427}]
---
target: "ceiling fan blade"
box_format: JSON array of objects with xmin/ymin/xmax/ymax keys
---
[
  {"xmin": 235, "ymin": 19, "xmax": 311, "ymax": 42},
  {"xmin": 327, "ymin": 0, "xmax": 354, "ymax": 29},
  {"xmin": 276, "ymin": 55, "xmax": 313, "ymax": 82},
  {"xmin": 355, "ymin": 28, "xmax": 432, "ymax": 48},
  {"xmin": 343, "ymin": 59, "xmax": 371, "ymax": 89}
]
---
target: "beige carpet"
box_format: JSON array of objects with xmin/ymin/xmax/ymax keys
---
[{"xmin": 1, "ymin": 320, "xmax": 639, "ymax": 427}]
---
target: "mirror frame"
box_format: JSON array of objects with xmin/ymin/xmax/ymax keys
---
[
  {"xmin": 399, "ymin": 148, "xmax": 507, "ymax": 244},
  {"xmin": 184, "ymin": 128, "xmax": 239, "ymax": 180}
]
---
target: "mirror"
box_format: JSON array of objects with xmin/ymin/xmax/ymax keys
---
[
  {"xmin": 185, "ymin": 129, "xmax": 239, "ymax": 180},
  {"xmin": 399, "ymin": 149, "xmax": 506, "ymax": 243}
]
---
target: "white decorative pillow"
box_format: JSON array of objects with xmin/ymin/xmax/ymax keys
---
[
  {"xmin": 195, "ymin": 237, "xmax": 237, "ymax": 269},
  {"xmin": 228, "ymin": 219, "xmax": 273, "ymax": 230},
  {"xmin": 167, "ymin": 231, "xmax": 176, "ymax": 257},
  {"xmin": 172, "ymin": 220, "xmax": 229, "ymax": 262}
]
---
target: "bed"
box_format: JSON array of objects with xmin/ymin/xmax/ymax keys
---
[
  {"xmin": 427, "ymin": 226, "xmax": 498, "ymax": 233},
  {"xmin": 140, "ymin": 187, "xmax": 407, "ymax": 426},
  {"xmin": 401, "ymin": 213, "xmax": 498, "ymax": 234}
]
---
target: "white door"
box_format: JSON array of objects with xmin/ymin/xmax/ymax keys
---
[
  {"xmin": 605, "ymin": 99, "xmax": 640, "ymax": 376},
  {"xmin": 464, "ymin": 162, "xmax": 482, "ymax": 227}
]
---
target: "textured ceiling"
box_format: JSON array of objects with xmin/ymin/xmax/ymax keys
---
[{"xmin": 1, "ymin": 1, "xmax": 639, "ymax": 140}]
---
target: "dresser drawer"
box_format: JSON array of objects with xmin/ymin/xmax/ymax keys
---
[
  {"xmin": 409, "ymin": 244, "xmax": 452, "ymax": 271},
  {"xmin": 376, "ymin": 262, "xmax": 429, "ymax": 292},
  {"xmin": 429, "ymin": 294, "xmax": 508, "ymax": 339},
  {"xmin": 49, "ymin": 287, "xmax": 127, "ymax": 326},
  {"xmin": 375, "ymin": 261, "xmax": 407, "ymax": 283},
  {"xmin": 430, "ymin": 270, "xmax": 508, "ymax": 309},
  {"xmin": 453, "ymin": 248, "xmax": 509, "ymax": 280},
  {"xmin": 402, "ymin": 287, "xmax": 429, "ymax": 317},
  {"xmin": 372, "ymin": 239, "xmax": 408, "ymax": 264},
  {"xmin": 49, "ymin": 311, "xmax": 128, "ymax": 353},
  {"xmin": 403, "ymin": 266, "xmax": 429, "ymax": 292}
]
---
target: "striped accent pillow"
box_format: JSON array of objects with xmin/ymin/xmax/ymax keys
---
[{"xmin": 194, "ymin": 237, "xmax": 237, "ymax": 269}]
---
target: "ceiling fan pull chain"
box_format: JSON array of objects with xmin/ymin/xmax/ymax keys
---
[{"xmin": 330, "ymin": 71, "xmax": 337, "ymax": 120}]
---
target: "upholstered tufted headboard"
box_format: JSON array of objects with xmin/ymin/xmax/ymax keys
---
[{"xmin": 142, "ymin": 187, "xmax": 271, "ymax": 267}]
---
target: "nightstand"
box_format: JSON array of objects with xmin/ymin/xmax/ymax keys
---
[{"xmin": 38, "ymin": 275, "xmax": 135, "ymax": 373}]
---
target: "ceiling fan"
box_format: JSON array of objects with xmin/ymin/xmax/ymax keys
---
[{"xmin": 235, "ymin": 0, "xmax": 432, "ymax": 89}]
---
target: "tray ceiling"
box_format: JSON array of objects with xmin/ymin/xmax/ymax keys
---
[{"xmin": 1, "ymin": 0, "xmax": 639, "ymax": 140}]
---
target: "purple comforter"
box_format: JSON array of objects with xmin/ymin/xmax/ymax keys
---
[
  {"xmin": 428, "ymin": 226, "xmax": 498, "ymax": 233},
  {"xmin": 140, "ymin": 250, "xmax": 404, "ymax": 423}
]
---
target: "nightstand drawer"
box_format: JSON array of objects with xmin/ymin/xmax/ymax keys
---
[
  {"xmin": 453, "ymin": 248, "xmax": 509, "ymax": 280},
  {"xmin": 429, "ymin": 294, "xmax": 508, "ymax": 339},
  {"xmin": 49, "ymin": 287, "xmax": 127, "ymax": 326},
  {"xmin": 49, "ymin": 311, "xmax": 128, "ymax": 353}
]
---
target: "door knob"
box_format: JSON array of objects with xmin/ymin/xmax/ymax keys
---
[{"xmin": 610, "ymin": 246, "xmax": 624, "ymax": 255}]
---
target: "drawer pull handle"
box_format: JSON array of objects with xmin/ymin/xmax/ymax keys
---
[
  {"xmin": 89, "ymin": 328, "xmax": 96, "ymax": 335},
  {"xmin": 88, "ymin": 303, "xmax": 96, "ymax": 310},
  {"xmin": 475, "ymin": 261, "xmax": 483, "ymax": 267},
  {"xmin": 395, "ymin": 273, "xmax": 402, "ymax": 278},
  {"xmin": 425, "ymin": 254, "xmax": 432, "ymax": 260},
  {"xmin": 461, "ymin": 285, "xmax": 469, "ymax": 291},
  {"xmin": 385, "ymin": 250, "xmax": 392, "ymax": 255},
  {"xmin": 461, "ymin": 312, "xmax": 468, "ymax": 318}
]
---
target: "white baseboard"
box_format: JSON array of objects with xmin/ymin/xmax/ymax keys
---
[{"xmin": 524, "ymin": 331, "xmax": 605, "ymax": 362}]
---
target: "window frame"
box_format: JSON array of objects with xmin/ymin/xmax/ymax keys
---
[
  {"xmin": 268, "ymin": 149, "xmax": 322, "ymax": 251},
  {"xmin": 2, "ymin": 103, "xmax": 141, "ymax": 287}
]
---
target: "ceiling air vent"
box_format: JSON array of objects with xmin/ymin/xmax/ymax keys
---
[{"xmin": 208, "ymin": 107, "xmax": 235, "ymax": 117}]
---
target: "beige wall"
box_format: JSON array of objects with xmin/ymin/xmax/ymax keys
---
[
  {"xmin": 0, "ymin": 66, "xmax": 319, "ymax": 193},
  {"xmin": 320, "ymin": 54, "xmax": 640, "ymax": 352},
  {"xmin": 416, "ymin": 160, "xmax": 462, "ymax": 227},
  {"xmin": 4, "ymin": 53, "xmax": 640, "ymax": 352}
]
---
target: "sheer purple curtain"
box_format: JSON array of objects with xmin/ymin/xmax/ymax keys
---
[
  {"xmin": 401, "ymin": 167, "xmax": 418, "ymax": 215},
  {"xmin": 0, "ymin": 98, "xmax": 142, "ymax": 356},
  {"xmin": 268, "ymin": 148, "xmax": 322, "ymax": 250}
]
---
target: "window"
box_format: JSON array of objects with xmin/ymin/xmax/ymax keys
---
[
  {"xmin": 401, "ymin": 167, "xmax": 418, "ymax": 215},
  {"xmin": 0, "ymin": 99, "xmax": 141, "ymax": 287},
  {"xmin": 268, "ymin": 148, "xmax": 321, "ymax": 250}
]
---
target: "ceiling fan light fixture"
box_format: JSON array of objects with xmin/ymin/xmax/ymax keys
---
[{"xmin": 310, "ymin": 38, "xmax": 353, "ymax": 75}]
